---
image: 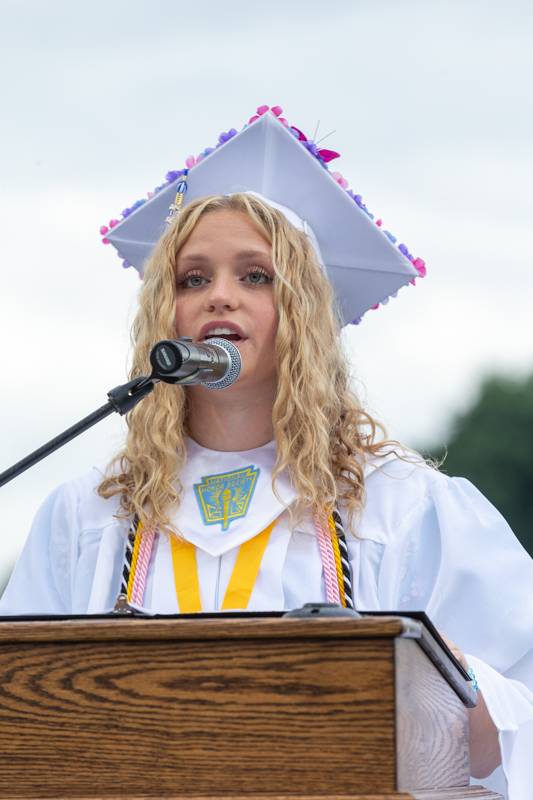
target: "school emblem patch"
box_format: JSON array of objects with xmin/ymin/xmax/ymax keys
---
[{"xmin": 194, "ymin": 465, "xmax": 260, "ymax": 531}]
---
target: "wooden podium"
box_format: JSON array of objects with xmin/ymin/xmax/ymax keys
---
[{"xmin": 0, "ymin": 614, "xmax": 501, "ymax": 800}]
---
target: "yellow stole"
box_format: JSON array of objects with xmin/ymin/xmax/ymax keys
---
[{"xmin": 169, "ymin": 520, "xmax": 276, "ymax": 612}]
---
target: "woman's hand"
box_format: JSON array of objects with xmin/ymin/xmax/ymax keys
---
[
  {"xmin": 440, "ymin": 631, "xmax": 469, "ymax": 670},
  {"xmin": 440, "ymin": 632, "xmax": 501, "ymax": 779}
]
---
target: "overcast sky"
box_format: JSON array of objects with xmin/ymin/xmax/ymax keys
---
[{"xmin": 1, "ymin": 0, "xmax": 532, "ymax": 583}]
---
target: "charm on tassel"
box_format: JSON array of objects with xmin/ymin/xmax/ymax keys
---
[{"xmin": 165, "ymin": 170, "xmax": 189, "ymax": 224}]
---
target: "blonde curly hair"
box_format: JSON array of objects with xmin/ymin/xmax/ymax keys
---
[{"xmin": 98, "ymin": 193, "xmax": 395, "ymax": 531}]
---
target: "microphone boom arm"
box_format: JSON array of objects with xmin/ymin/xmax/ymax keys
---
[
  {"xmin": 0, "ymin": 376, "xmax": 156, "ymax": 489},
  {"xmin": 0, "ymin": 336, "xmax": 241, "ymax": 489}
]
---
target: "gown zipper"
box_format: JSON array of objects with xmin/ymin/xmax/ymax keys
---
[{"xmin": 214, "ymin": 554, "xmax": 222, "ymax": 610}]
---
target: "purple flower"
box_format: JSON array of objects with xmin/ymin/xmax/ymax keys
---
[
  {"xmin": 303, "ymin": 141, "xmax": 319, "ymax": 157},
  {"xmin": 218, "ymin": 128, "xmax": 238, "ymax": 145}
]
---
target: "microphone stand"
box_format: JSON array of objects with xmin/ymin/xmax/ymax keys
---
[
  {"xmin": 0, "ymin": 336, "xmax": 238, "ymax": 490},
  {"xmin": 0, "ymin": 376, "xmax": 156, "ymax": 489}
]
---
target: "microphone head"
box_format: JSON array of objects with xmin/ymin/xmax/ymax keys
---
[{"xmin": 203, "ymin": 337, "xmax": 242, "ymax": 390}]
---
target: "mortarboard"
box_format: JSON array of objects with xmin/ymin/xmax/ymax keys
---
[{"xmin": 101, "ymin": 105, "xmax": 426, "ymax": 325}]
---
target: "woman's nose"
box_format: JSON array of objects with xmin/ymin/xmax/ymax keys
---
[{"xmin": 205, "ymin": 273, "xmax": 238, "ymax": 312}]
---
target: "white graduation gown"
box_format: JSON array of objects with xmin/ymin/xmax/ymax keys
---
[{"xmin": 1, "ymin": 440, "xmax": 532, "ymax": 798}]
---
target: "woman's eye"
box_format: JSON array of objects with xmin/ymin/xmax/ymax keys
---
[
  {"xmin": 179, "ymin": 273, "xmax": 207, "ymax": 289},
  {"xmin": 244, "ymin": 269, "xmax": 273, "ymax": 285}
]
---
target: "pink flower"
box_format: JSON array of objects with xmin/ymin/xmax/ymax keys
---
[
  {"xmin": 249, "ymin": 105, "xmax": 286, "ymax": 124},
  {"xmin": 185, "ymin": 155, "xmax": 197, "ymax": 168},
  {"xmin": 318, "ymin": 148, "xmax": 340, "ymax": 163},
  {"xmin": 99, "ymin": 225, "xmax": 109, "ymax": 235},
  {"xmin": 413, "ymin": 257, "xmax": 426, "ymax": 277},
  {"xmin": 331, "ymin": 171, "xmax": 349, "ymax": 189}
]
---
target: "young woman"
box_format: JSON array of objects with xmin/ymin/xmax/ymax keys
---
[{"xmin": 1, "ymin": 109, "xmax": 532, "ymax": 797}]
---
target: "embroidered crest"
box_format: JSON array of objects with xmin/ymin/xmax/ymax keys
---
[{"xmin": 194, "ymin": 465, "xmax": 260, "ymax": 531}]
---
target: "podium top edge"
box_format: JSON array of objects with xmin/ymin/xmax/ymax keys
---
[{"xmin": 0, "ymin": 614, "xmax": 421, "ymax": 643}]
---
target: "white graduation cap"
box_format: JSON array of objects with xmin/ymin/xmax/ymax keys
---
[{"xmin": 102, "ymin": 106, "xmax": 426, "ymax": 325}]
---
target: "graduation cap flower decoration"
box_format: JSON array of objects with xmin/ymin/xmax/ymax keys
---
[{"xmin": 100, "ymin": 104, "xmax": 426, "ymax": 325}]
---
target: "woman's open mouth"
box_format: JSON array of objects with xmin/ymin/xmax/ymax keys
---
[{"xmin": 200, "ymin": 325, "xmax": 246, "ymax": 343}]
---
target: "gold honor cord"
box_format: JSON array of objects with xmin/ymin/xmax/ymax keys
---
[
  {"xmin": 327, "ymin": 514, "xmax": 346, "ymax": 608},
  {"xmin": 170, "ymin": 520, "xmax": 276, "ymax": 613}
]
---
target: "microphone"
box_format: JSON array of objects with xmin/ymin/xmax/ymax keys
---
[{"xmin": 149, "ymin": 337, "xmax": 242, "ymax": 390}]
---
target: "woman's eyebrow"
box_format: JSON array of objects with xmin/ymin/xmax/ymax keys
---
[
  {"xmin": 178, "ymin": 253, "xmax": 210, "ymax": 266},
  {"xmin": 234, "ymin": 249, "xmax": 271, "ymax": 260},
  {"xmin": 179, "ymin": 249, "xmax": 271, "ymax": 266}
]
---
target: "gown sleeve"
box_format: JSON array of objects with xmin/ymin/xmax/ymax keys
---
[
  {"xmin": 376, "ymin": 464, "xmax": 533, "ymax": 800},
  {"xmin": 0, "ymin": 481, "xmax": 80, "ymax": 615}
]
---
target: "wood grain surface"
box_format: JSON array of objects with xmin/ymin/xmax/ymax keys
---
[
  {"xmin": 0, "ymin": 618, "xmax": 497, "ymax": 800},
  {"xmin": 0, "ymin": 790, "xmax": 503, "ymax": 799},
  {"xmin": 0, "ymin": 795, "xmax": 423, "ymax": 800},
  {"xmin": 0, "ymin": 615, "xmax": 417, "ymax": 643},
  {"xmin": 0, "ymin": 636, "xmax": 397, "ymax": 797},
  {"xmin": 395, "ymin": 639, "xmax": 470, "ymax": 791}
]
